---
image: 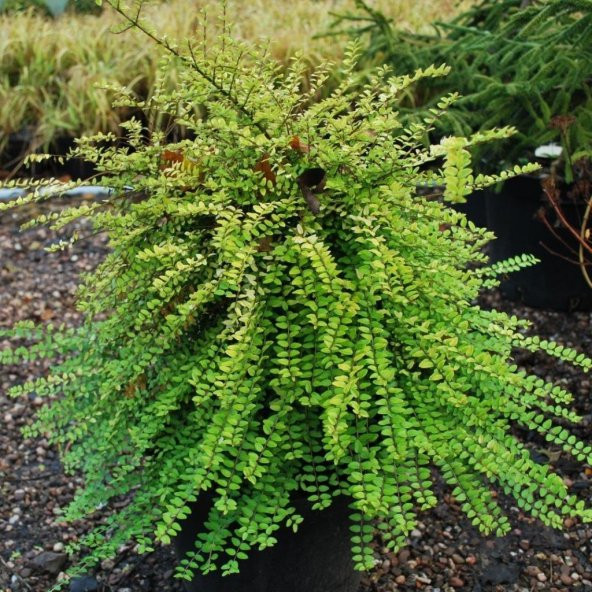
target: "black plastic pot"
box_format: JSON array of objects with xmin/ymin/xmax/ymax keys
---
[
  {"xmin": 173, "ymin": 495, "xmax": 361, "ymax": 592},
  {"xmin": 450, "ymin": 188, "xmax": 489, "ymax": 228},
  {"xmin": 53, "ymin": 136, "xmax": 96, "ymax": 180},
  {"xmin": 486, "ymin": 175, "xmax": 592, "ymax": 311},
  {"xmin": 1, "ymin": 130, "xmax": 33, "ymax": 171},
  {"xmin": 0, "ymin": 132, "xmax": 95, "ymax": 180}
]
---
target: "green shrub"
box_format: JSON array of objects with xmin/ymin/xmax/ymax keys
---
[
  {"xmin": 2, "ymin": 0, "xmax": 591, "ymax": 585},
  {"xmin": 329, "ymin": 0, "xmax": 592, "ymax": 174}
]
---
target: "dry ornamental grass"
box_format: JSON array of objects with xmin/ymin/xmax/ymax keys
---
[{"xmin": 0, "ymin": 0, "xmax": 471, "ymax": 156}]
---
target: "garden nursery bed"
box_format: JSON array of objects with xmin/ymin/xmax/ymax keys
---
[{"xmin": 0, "ymin": 197, "xmax": 591, "ymax": 592}]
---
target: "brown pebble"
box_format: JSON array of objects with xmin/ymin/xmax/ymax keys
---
[
  {"xmin": 525, "ymin": 565, "xmax": 540, "ymax": 577},
  {"xmin": 452, "ymin": 553, "xmax": 464, "ymax": 564},
  {"xmin": 395, "ymin": 575, "xmax": 406, "ymax": 584},
  {"xmin": 560, "ymin": 565, "xmax": 570, "ymax": 577},
  {"xmin": 398, "ymin": 549, "xmax": 410, "ymax": 563},
  {"xmin": 561, "ymin": 574, "xmax": 573, "ymax": 585},
  {"xmin": 519, "ymin": 539, "xmax": 530, "ymax": 550},
  {"xmin": 449, "ymin": 576, "xmax": 464, "ymax": 588},
  {"xmin": 386, "ymin": 552, "xmax": 399, "ymax": 566},
  {"xmin": 465, "ymin": 554, "xmax": 477, "ymax": 565}
]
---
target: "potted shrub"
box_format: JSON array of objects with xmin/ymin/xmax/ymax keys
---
[
  {"xmin": 1, "ymin": 2, "xmax": 592, "ymax": 590},
  {"xmin": 329, "ymin": 0, "xmax": 592, "ymax": 310}
]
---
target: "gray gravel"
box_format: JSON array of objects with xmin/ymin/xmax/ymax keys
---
[{"xmin": 1, "ymin": 198, "xmax": 591, "ymax": 592}]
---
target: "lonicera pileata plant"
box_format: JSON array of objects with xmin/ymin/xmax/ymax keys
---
[{"xmin": 1, "ymin": 0, "xmax": 592, "ymax": 586}]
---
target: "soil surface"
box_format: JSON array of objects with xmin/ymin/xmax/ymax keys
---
[{"xmin": 0, "ymin": 197, "xmax": 591, "ymax": 592}]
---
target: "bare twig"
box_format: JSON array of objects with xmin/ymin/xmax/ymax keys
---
[
  {"xmin": 579, "ymin": 197, "xmax": 592, "ymax": 288},
  {"xmin": 543, "ymin": 178, "xmax": 592, "ymax": 255},
  {"xmin": 537, "ymin": 208, "xmax": 580, "ymax": 258}
]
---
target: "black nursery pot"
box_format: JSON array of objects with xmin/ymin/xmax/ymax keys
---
[
  {"xmin": 53, "ymin": 136, "xmax": 96, "ymax": 180},
  {"xmin": 486, "ymin": 175, "xmax": 592, "ymax": 311},
  {"xmin": 450, "ymin": 188, "xmax": 489, "ymax": 228},
  {"xmin": 173, "ymin": 495, "xmax": 361, "ymax": 592},
  {"xmin": 0, "ymin": 132, "xmax": 95, "ymax": 180}
]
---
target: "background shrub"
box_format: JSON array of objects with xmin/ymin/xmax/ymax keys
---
[{"xmin": 330, "ymin": 0, "xmax": 592, "ymax": 171}]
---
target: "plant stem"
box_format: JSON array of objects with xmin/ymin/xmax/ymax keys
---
[{"xmin": 106, "ymin": 0, "xmax": 271, "ymax": 139}]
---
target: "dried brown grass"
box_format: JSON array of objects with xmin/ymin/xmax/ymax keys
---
[{"xmin": 0, "ymin": 0, "xmax": 470, "ymax": 151}]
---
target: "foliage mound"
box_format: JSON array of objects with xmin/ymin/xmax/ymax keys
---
[
  {"xmin": 1, "ymin": 1, "xmax": 592, "ymax": 586},
  {"xmin": 330, "ymin": 0, "xmax": 592, "ymax": 171}
]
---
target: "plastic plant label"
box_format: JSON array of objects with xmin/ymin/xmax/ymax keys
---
[{"xmin": 534, "ymin": 144, "xmax": 563, "ymax": 159}]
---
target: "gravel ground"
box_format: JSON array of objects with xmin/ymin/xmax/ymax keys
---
[{"xmin": 0, "ymin": 197, "xmax": 591, "ymax": 592}]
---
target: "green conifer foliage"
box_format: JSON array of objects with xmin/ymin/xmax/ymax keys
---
[
  {"xmin": 1, "ymin": 0, "xmax": 591, "ymax": 584},
  {"xmin": 330, "ymin": 0, "xmax": 592, "ymax": 168}
]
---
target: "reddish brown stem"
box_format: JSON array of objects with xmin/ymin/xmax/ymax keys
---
[{"xmin": 543, "ymin": 181, "xmax": 592, "ymax": 256}]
